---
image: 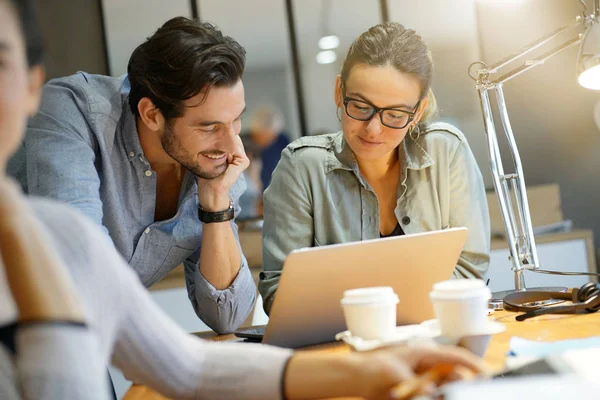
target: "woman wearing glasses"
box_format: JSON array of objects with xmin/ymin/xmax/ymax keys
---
[{"xmin": 260, "ymin": 22, "xmax": 490, "ymax": 314}]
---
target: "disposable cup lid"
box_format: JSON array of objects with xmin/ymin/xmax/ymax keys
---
[
  {"xmin": 430, "ymin": 279, "xmax": 490, "ymax": 300},
  {"xmin": 341, "ymin": 287, "xmax": 399, "ymax": 305}
]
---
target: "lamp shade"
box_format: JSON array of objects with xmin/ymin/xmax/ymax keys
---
[{"xmin": 577, "ymin": 21, "xmax": 600, "ymax": 90}]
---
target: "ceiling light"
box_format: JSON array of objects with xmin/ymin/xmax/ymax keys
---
[
  {"xmin": 318, "ymin": 35, "xmax": 340, "ymax": 50},
  {"xmin": 316, "ymin": 50, "xmax": 337, "ymax": 64}
]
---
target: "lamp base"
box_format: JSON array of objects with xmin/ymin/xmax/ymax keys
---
[{"xmin": 489, "ymin": 286, "xmax": 568, "ymax": 310}]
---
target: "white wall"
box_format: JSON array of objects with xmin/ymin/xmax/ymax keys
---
[
  {"xmin": 101, "ymin": 0, "xmax": 191, "ymax": 75},
  {"xmin": 198, "ymin": 0, "xmax": 291, "ymax": 69},
  {"xmin": 301, "ymin": 58, "xmax": 341, "ymax": 135}
]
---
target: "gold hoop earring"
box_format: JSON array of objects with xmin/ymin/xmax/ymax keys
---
[
  {"xmin": 409, "ymin": 125, "xmax": 420, "ymax": 141},
  {"xmin": 336, "ymin": 107, "xmax": 342, "ymax": 122}
]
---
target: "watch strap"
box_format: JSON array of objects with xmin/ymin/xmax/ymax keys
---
[{"xmin": 198, "ymin": 200, "xmax": 235, "ymax": 223}]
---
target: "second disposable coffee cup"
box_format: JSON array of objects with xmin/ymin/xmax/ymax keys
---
[{"xmin": 429, "ymin": 279, "xmax": 491, "ymax": 339}]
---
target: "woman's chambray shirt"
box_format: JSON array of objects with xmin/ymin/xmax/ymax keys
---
[{"xmin": 259, "ymin": 122, "xmax": 490, "ymax": 314}]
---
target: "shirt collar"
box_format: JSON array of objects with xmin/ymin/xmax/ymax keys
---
[
  {"xmin": 326, "ymin": 130, "xmax": 435, "ymax": 174},
  {"xmin": 402, "ymin": 131, "xmax": 435, "ymax": 170}
]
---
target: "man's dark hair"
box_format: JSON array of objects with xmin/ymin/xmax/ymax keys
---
[
  {"xmin": 7, "ymin": 0, "xmax": 44, "ymax": 67},
  {"xmin": 127, "ymin": 17, "xmax": 246, "ymax": 120}
]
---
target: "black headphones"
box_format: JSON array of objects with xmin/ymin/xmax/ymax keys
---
[{"xmin": 503, "ymin": 282, "xmax": 600, "ymax": 321}]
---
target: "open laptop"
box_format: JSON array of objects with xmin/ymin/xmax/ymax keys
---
[{"xmin": 238, "ymin": 227, "xmax": 468, "ymax": 348}]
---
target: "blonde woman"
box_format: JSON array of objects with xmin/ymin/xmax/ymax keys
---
[{"xmin": 260, "ymin": 22, "xmax": 490, "ymax": 314}]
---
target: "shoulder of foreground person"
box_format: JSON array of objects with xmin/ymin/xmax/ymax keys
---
[
  {"xmin": 27, "ymin": 197, "xmax": 99, "ymax": 255},
  {"xmin": 25, "ymin": 197, "xmax": 135, "ymax": 311}
]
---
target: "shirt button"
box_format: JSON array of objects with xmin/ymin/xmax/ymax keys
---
[
  {"xmin": 144, "ymin": 227, "xmax": 150, "ymax": 234},
  {"xmin": 145, "ymin": 170, "xmax": 152, "ymax": 177},
  {"xmin": 129, "ymin": 152, "xmax": 135, "ymax": 157},
  {"xmin": 402, "ymin": 216, "xmax": 411, "ymax": 225}
]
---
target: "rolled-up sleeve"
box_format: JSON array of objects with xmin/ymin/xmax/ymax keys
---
[
  {"xmin": 183, "ymin": 177, "xmax": 256, "ymax": 334},
  {"xmin": 260, "ymin": 148, "xmax": 314, "ymax": 315},
  {"xmin": 184, "ymin": 252, "xmax": 255, "ymax": 335},
  {"xmin": 449, "ymin": 139, "xmax": 491, "ymax": 279}
]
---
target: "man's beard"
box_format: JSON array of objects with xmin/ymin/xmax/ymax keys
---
[{"xmin": 161, "ymin": 123, "xmax": 228, "ymax": 180}]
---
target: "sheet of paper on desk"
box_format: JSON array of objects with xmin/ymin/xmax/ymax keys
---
[
  {"xmin": 445, "ymin": 376, "xmax": 600, "ymax": 400},
  {"xmin": 506, "ymin": 336, "xmax": 600, "ymax": 370},
  {"xmin": 509, "ymin": 336, "xmax": 600, "ymax": 357}
]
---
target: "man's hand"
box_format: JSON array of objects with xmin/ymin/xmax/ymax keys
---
[
  {"xmin": 0, "ymin": 178, "xmax": 84, "ymax": 322},
  {"xmin": 197, "ymin": 135, "xmax": 249, "ymax": 211}
]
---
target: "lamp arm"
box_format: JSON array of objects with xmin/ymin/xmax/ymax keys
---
[
  {"xmin": 486, "ymin": 20, "xmax": 582, "ymax": 74},
  {"xmin": 495, "ymin": 37, "xmax": 583, "ymax": 85},
  {"xmin": 477, "ymin": 84, "xmax": 533, "ymax": 291},
  {"xmin": 470, "ymin": 9, "xmax": 594, "ymax": 291}
]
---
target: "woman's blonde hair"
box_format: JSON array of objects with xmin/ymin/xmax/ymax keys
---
[{"xmin": 340, "ymin": 22, "xmax": 438, "ymax": 128}]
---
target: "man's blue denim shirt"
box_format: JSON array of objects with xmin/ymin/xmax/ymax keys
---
[{"xmin": 8, "ymin": 72, "xmax": 256, "ymax": 334}]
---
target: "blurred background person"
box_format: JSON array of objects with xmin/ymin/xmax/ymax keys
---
[
  {"xmin": 237, "ymin": 134, "xmax": 262, "ymax": 220},
  {"xmin": 249, "ymin": 104, "xmax": 290, "ymax": 193}
]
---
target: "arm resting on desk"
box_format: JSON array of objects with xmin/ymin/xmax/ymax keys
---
[
  {"xmin": 183, "ymin": 219, "xmax": 256, "ymax": 335},
  {"xmin": 184, "ymin": 255, "xmax": 256, "ymax": 335}
]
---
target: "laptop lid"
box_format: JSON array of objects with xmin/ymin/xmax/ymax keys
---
[{"xmin": 262, "ymin": 227, "xmax": 469, "ymax": 348}]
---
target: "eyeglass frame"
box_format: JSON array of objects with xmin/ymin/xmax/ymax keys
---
[{"xmin": 341, "ymin": 90, "xmax": 421, "ymax": 130}]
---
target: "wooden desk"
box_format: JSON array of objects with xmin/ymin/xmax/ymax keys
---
[
  {"xmin": 485, "ymin": 309, "xmax": 600, "ymax": 371},
  {"xmin": 123, "ymin": 310, "xmax": 600, "ymax": 400}
]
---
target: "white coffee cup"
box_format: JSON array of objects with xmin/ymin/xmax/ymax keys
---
[
  {"xmin": 340, "ymin": 286, "xmax": 399, "ymax": 340},
  {"xmin": 429, "ymin": 279, "xmax": 491, "ymax": 339}
]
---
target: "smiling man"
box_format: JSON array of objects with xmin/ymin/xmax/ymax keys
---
[{"xmin": 7, "ymin": 17, "xmax": 255, "ymax": 334}]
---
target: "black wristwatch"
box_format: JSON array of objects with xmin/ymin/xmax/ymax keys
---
[{"xmin": 198, "ymin": 200, "xmax": 235, "ymax": 223}]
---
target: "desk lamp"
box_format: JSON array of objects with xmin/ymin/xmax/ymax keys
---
[{"xmin": 469, "ymin": 0, "xmax": 600, "ymax": 306}]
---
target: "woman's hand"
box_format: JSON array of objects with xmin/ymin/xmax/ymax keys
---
[
  {"xmin": 0, "ymin": 178, "xmax": 84, "ymax": 322},
  {"xmin": 357, "ymin": 345, "xmax": 484, "ymax": 400}
]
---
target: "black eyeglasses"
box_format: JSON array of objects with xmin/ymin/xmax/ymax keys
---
[{"xmin": 342, "ymin": 95, "xmax": 420, "ymax": 129}]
